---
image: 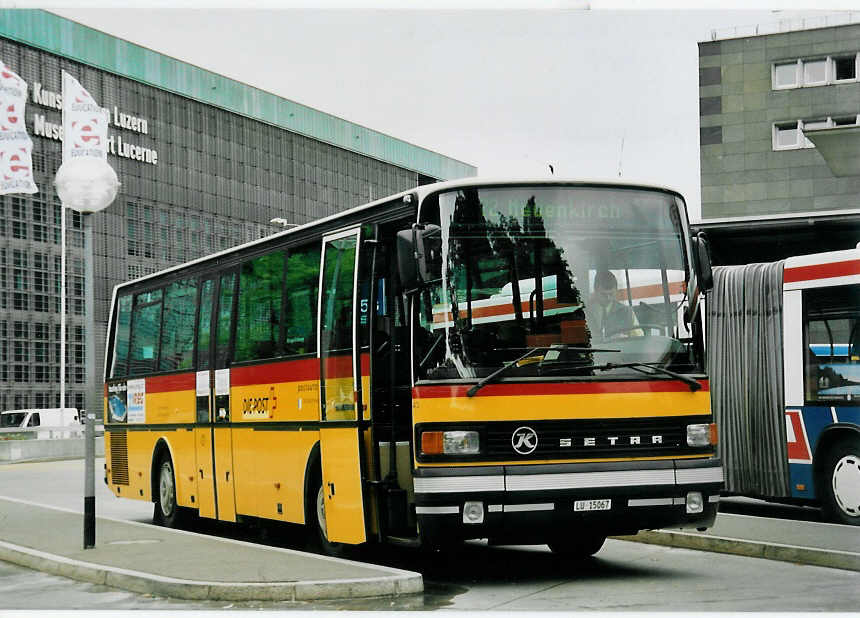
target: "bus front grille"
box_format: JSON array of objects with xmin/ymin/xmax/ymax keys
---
[
  {"xmin": 484, "ymin": 416, "xmax": 706, "ymax": 461},
  {"xmin": 109, "ymin": 430, "xmax": 129, "ymax": 485}
]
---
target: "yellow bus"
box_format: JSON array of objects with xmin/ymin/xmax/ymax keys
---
[{"xmin": 103, "ymin": 178, "xmax": 722, "ymax": 557}]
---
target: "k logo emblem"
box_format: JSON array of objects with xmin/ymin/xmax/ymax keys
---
[{"xmin": 511, "ymin": 426, "xmax": 538, "ymax": 455}]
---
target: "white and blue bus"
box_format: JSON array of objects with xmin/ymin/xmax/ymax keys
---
[{"xmin": 708, "ymin": 247, "xmax": 859, "ymax": 525}]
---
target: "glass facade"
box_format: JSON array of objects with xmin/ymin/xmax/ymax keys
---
[{"xmin": 0, "ymin": 28, "xmax": 473, "ymax": 414}]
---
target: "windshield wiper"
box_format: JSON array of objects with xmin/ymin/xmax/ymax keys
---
[
  {"xmin": 541, "ymin": 360, "xmax": 702, "ymax": 392},
  {"xmin": 466, "ymin": 346, "xmax": 618, "ymax": 397}
]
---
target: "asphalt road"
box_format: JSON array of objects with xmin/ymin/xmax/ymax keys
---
[{"xmin": 2, "ymin": 459, "xmax": 859, "ymax": 611}]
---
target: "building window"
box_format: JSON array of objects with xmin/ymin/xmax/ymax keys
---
[
  {"xmin": 773, "ymin": 54, "xmax": 860, "ymax": 89},
  {"xmin": 774, "ymin": 61, "xmax": 799, "ymax": 88},
  {"xmin": 14, "ymin": 322, "xmax": 28, "ymax": 339},
  {"xmin": 802, "ymin": 119, "xmax": 829, "ymax": 147},
  {"xmin": 834, "ymin": 115, "xmax": 860, "ymax": 126},
  {"xmin": 772, "ymin": 116, "xmax": 856, "ymax": 151},
  {"xmin": 12, "ymin": 221, "xmax": 27, "ymax": 239},
  {"xmin": 13, "ymin": 365, "xmax": 29, "ymax": 382},
  {"xmin": 13, "ymin": 341, "xmax": 28, "ymax": 362},
  {"xmin": 834, "ymin": 55, "xmax": 857, "ymax": 81},
  {"xmin": 13, "ymin": 292, "xmax": 28, "ymax": 311},
  {"xmin": 803, "ymin": 59, "xmax": 828, "ymax": 85}
]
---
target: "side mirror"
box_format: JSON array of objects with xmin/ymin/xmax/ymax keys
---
[
  {"xmin": 396, "ymin": 228, "xmax": 418, "ymax": 290},
  {"xmin": 396, "ymin": 223, "xmax": 442, "ymax": 292},
  {"xmin": 692, "ymin": 232, "xmax": 714, "ymax": 293}
]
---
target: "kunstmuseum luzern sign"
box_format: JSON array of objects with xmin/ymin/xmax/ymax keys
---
[{"xmin": 29, "ymin": 81, "xmax": 159, "ymax": 165}]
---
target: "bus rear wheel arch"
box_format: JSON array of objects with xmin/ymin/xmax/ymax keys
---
[{"xmin": 151, "ymin": 444, "xmax": 185, "ymax": 528}]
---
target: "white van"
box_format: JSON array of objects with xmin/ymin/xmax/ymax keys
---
[{"xmin": 0, "ymin": 408, "xmax": 81, "ymax": 438}]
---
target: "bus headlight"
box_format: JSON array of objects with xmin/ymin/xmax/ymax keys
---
[
  {"xmin": 421, "ymin": 430, "xmax": 480, "ymax": 455},
  {"xmin": 687, "ymin": 423, "xmax": 718, "ymax": 447},
  {"xmin": 686, "ymin": 491, "xmax": 704, "ymax": 514}
]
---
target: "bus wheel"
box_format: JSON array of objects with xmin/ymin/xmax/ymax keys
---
[
  {"xmin": 154, "ymin": 454, "xmax": 182, "ymax": 528},
  {"xmin": 820, "ymin": 437, "xmax": 860, "ymax": 526},
  {"xmin": 306, "ymin": 470, "xmax": 349, "ymax": 556},
  {"xmin": 547, "ymin": 534, "xmax": 606, "ymax": 558}
]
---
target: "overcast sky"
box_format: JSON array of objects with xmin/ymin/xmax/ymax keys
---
[{"xmin": 40, "ymin": 3, "xmax": 851, "ymax": 221}]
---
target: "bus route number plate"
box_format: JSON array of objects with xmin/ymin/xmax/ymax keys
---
[{"xmin": 574, "ymin": 499, "xmax": 611, "ymax": 512}]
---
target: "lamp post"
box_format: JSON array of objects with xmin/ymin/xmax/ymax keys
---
[
  {"xmin": 54, "ymin": 155, "xmax": 119, "ymax": 550},
  {"xmin": 269, "ymin": 217, "xmax": 300, "ymax": 228}
]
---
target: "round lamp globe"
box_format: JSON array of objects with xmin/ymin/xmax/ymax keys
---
[{"xmin": 54, "ymin": 156, "xmax": 120, "ymax": 213}]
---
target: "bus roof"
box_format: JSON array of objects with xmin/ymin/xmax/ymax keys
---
[{"xmin": 113, "ymin": 177, "xmax": 686, "ymax": 293}]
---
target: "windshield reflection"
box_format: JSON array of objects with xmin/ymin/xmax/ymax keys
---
[{"xmin": 414, "ymin": 185, "xmax": 701, "ymax": 381}]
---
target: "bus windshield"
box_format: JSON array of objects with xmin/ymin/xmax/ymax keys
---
[{"xmin": 415, "ymin": 185, "xmax": 700, "ymax": 381}]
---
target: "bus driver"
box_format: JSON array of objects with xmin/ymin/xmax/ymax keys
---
[{"xmin": 586, "ymin": 270, "xmax": 642, "ymax": 340}]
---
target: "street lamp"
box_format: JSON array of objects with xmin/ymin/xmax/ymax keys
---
[
  {"xmin": 270, "ymin": 217, "xmax": 300, "ymax": 228},
  {"xmin": 54, "ymin": 155, "xmax": 119, "ymax": 550}
]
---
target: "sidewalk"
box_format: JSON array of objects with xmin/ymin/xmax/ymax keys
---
[
  {"xmin": 617, "ymin": 508, "xmax": 860, "ymax": 572},
  {"xmin": 0, "ymin": 496, "xmax": 422, "ymax": 602}
]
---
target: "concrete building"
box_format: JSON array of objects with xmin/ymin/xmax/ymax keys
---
[
  {"xmin": 697, "ymin": 14, "xmax": 860, "ymax": 264},
  {"xmin": 0, "ymin": 10, "xmax": 476, "ymax": 414}
]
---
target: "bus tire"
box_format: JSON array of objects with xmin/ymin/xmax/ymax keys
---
[
  {"xmin": 820, "ymin": 436, "xmax": 860, "ymax": 526},
  {"xmin": 305, "ymin": 468, "xmax": 350, "ymax": 557},
  {"xmin": 153, "ymin": 453, "xmax": 183, "ymax": 528},
  {"xmin": 547, "ymin": 533, "xmax": 606, "ymax": 558}
]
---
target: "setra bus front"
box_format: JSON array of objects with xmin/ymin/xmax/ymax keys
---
[{"xmin": 399, "ymin": 181, "xmax": 722, "ymax": 555}]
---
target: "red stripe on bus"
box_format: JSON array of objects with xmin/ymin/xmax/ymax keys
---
[
  {"xmin": 433, "ymin": 297, "xmax": 574, "ymax": 324},
  {"xmin": 413, "ymin": 380, "xmax": 709, "ymax": 399},
  {"xmin": 625, "ymin": 280, "xmax": 685, "ymax": 300},
  {"xmin": 325, "ymin": 353, "xmax": 353, "ymax": 379},
  {"xmin": 784, "ymin": 259, "xmax": 860, "ymax": 283},
  {"xmin": 231, "ymin": 353, "xmax": 369, "ymax": 388},
  {"xmin": 231, "ymin": 357, "xmax": 318, "ymax": 387},
  {"xmin": 147, "ymin": 372, "xmax": 196, "ymax": 394}
]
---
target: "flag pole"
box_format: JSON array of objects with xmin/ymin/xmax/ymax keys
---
[{"xmin": 60, "ymin": 197, "xmax": 66, "ymax": 412}]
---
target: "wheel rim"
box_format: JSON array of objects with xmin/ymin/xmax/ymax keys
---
[
  {"xmin": 159, "ymin": 462, "xmax": 175, "ymax": 517},
  {"xmin": 832, "ymin": 454, "xmax": 860, "ymax": 518},
  {"xmin": 316, "ymin": 485, "xmax": 328, "ymax": 538}
]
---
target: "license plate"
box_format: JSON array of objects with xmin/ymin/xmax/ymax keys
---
[{"xmin": 574, "ymin": 499, "xmax": 612, "ymax": 512}]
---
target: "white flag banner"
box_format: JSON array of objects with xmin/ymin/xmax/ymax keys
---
[
  {"xmin": 0, "ymin": 60, "xmax": 38, "ymax": 195},
  {"xmin": 62, "ymin": 70, "xmax": 109, "ymax": 161}
]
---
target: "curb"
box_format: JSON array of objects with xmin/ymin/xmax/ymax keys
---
[
  {"xmin": 0, "ymin": 539, "xmax": 423, "ymax": 601},
  {"xmin": 615, "ymin": 530, "xmax": 860, "ymax": 573}
]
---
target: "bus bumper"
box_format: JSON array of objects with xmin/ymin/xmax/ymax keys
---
[{"xmin": 413, "ymin": 458, "xmax": 723, "ymax": 546}]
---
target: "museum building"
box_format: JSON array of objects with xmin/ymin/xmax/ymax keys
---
[{"xmin": 0, "ymin": 10, "xmax": 476, "ymax": 414}]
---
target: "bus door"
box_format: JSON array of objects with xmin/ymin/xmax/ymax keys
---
[
  {"xmin": 318, "ymin": 228, "xmax": 367, "ymax": 544},
  {"xmin": 195, "ymin": 271, "xmax": 238, "ymax": 522},
  {"xmin": 194, "ymin": 276, "xmax": 217, "ymax": 518}
]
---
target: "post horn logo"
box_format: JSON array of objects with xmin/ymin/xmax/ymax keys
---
[{"xmin": 511, "ymin": 426, "xmax": 538, "ymax": 455}]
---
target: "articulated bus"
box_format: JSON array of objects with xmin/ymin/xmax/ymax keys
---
[
  {"xmin": 103, "ymin": 179, "xmax": 723, "ymax": 557},
  {"xmin": 708, "ymin": 248, "xmax": 859, "ymax": 524}
]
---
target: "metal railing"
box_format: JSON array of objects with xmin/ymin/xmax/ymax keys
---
[{"xmin": 710, "ymin": 12, "xmax": 860, "ymax": 41}]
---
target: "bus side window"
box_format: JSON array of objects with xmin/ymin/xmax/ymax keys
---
[
  {"xmin": 803, "ymin": 283, "xmax": 860, "ymax": 403},
  {"xmin": 805, "ymin": 345, "xmax": 820, "ymax": 401},
  {"xmin": 235, "ymin": 251, "xmax": 285, "ymax": 362},
  {"xmin": 284, "ymin": 243, "xmax": 321, "ymax": 356},
  {"xmin": 110, "ymin": 294, "xmax": 133, "ymax": 378},
  {"xmin": 159, "ymin": 278, "xmax": 198, "ymax": 372},
  {"xmin": 129, "ymin": 289, "xmax": 164, "ymax": 375},
  {"xmin": 216, "ymin": 273, "xmax": 236, "ymax": 368},
  {"xmin": 196, "ymin": 278, "xmax": 215, "ymax": 370}
]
